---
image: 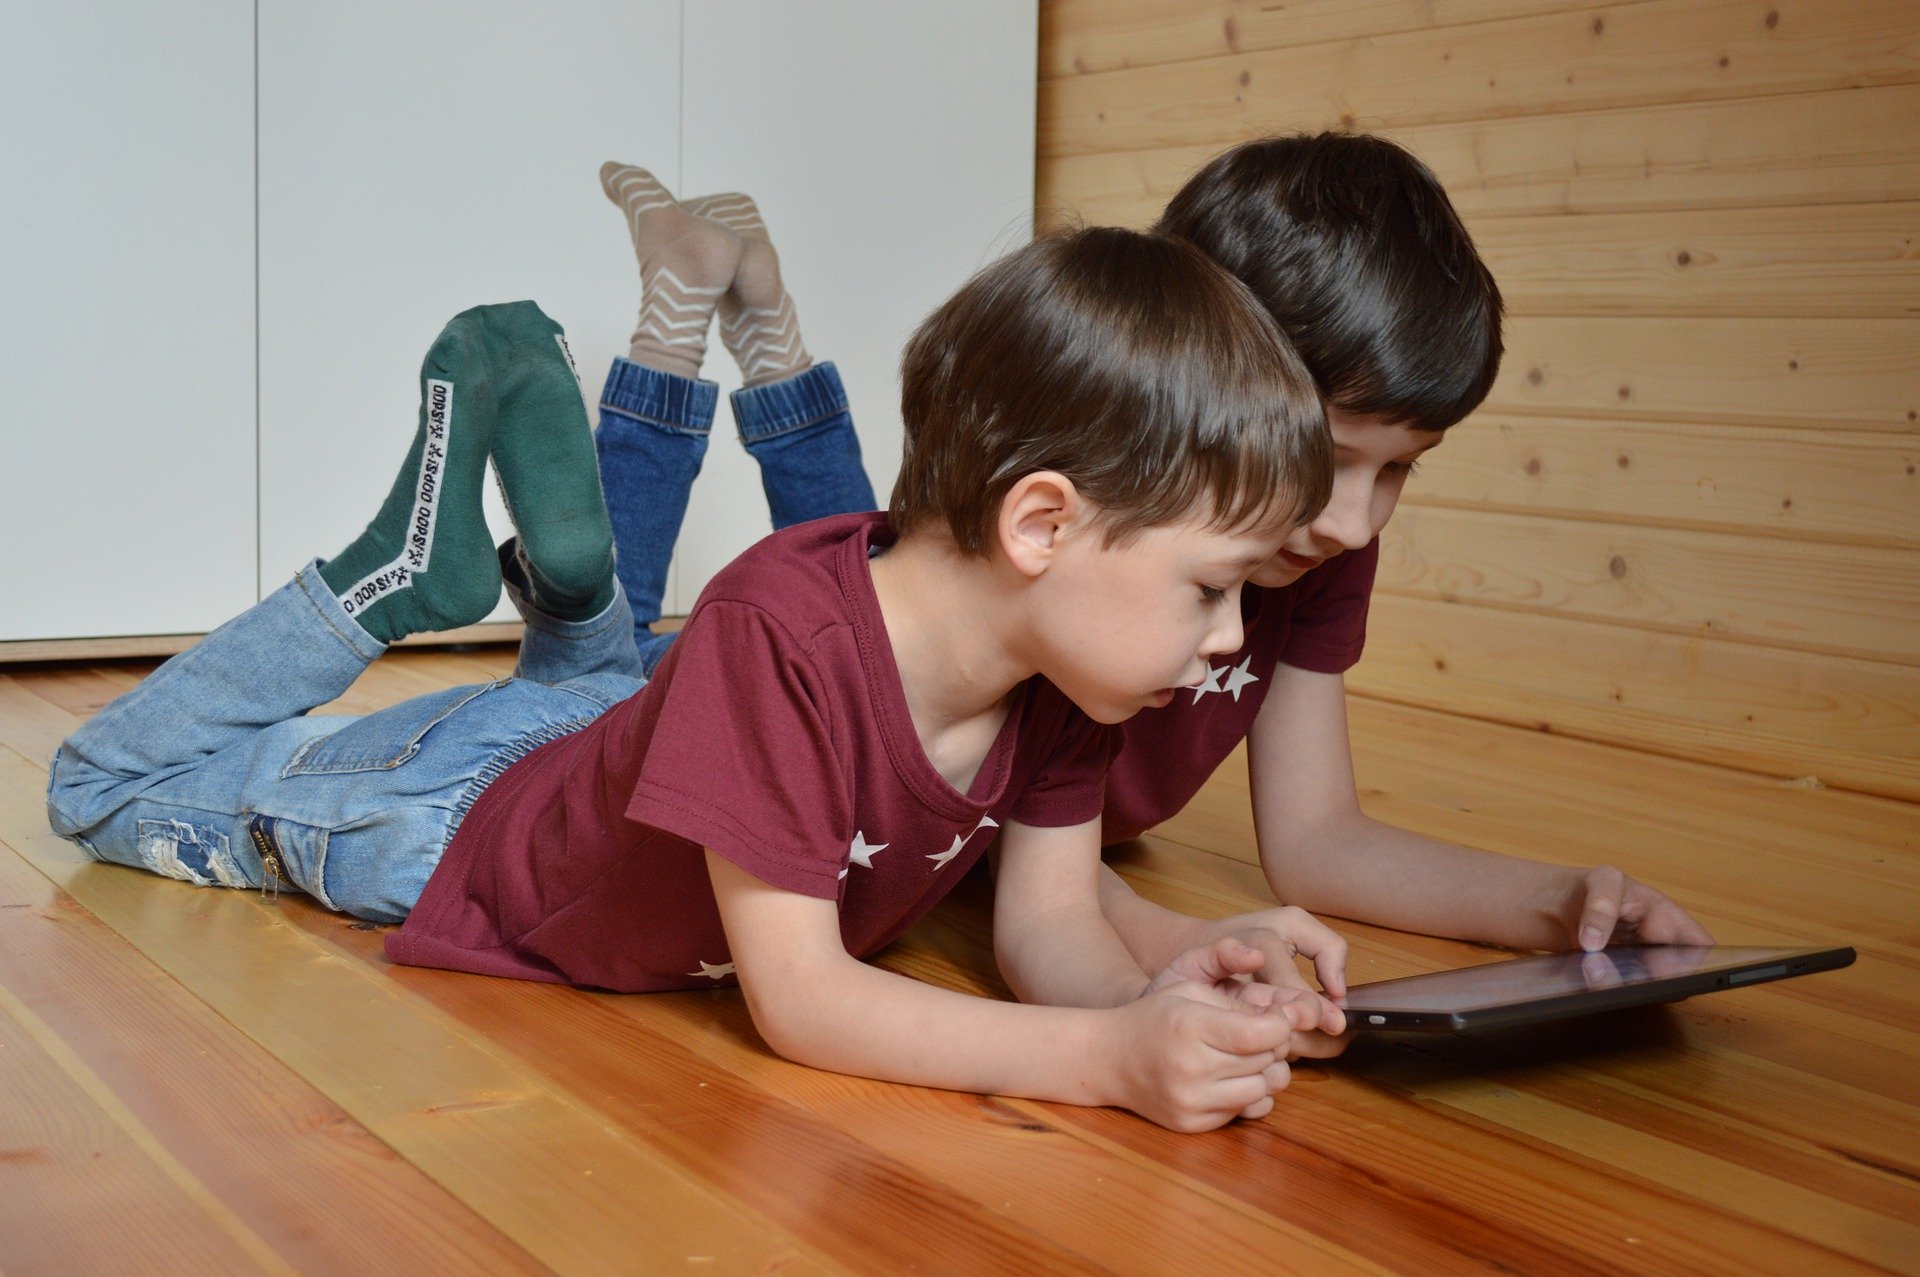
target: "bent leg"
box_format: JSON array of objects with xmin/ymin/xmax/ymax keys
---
[
  {"xmin": 47, "ymin": 564, "xmax": 380, "ymax": 873},
  {"xmin": 594, "ymin": 358, "xmax": 716, "ymax": 644},
  {"xmin": 733, "ymin": 361, "xmax": 877, "ymax": 529}
]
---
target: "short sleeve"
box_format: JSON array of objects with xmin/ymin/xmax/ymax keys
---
[
  {"xmin": 1008, "ymin": 684, "xmax": 1121, "ymax": 828},
  {"xmin": 1280, "ymin": 538, "xmax": 1379, "ymax": 674},
  {"xmin": 627, "ymin": 601, "xmax": 852, "ymax": 898}
]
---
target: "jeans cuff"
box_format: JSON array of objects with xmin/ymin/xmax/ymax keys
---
[
  {"xmin": 496, "ymin": 539, "xmax": 625, "ymax": 637},
  {"xmin": 296, "ymin": 560, "xmax": 390, "ymax": 663},
  {"xmin": 732, "ymin": 361, "xmax": 849, "ymax": 443},
  {"xmin": 599, "ymin": 357, "xmax": 719, "ymax": 436}
]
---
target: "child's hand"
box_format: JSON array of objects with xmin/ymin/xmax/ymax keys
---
[
  {"xmin": 1165, "ymin": 908, "xmax": 1350, "ymax": 1037},
  {"xmin": 1144, "ymin": 934, "xmax": 1348, "ymax": 1062},
  {"xmin": 1556, "ymin": 866, "xmax": 1715, "ymax": 953},
  {"xmin": 1102, "ymin": 978, "xmax": 1300, "ymax": 1132}
]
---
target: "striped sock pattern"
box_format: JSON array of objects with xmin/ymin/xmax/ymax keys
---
[
  {"xmin": 601, "ymin": 163, "xmax": 740, "ymax": 381},
  {"xmin": 682, "ymin": 193, "xmax": 812, "ymax": 388}
]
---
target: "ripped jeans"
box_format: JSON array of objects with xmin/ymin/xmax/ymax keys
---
[{"xmin": 45, "ymin": 559, "xmax": 644, "ymax": 923}]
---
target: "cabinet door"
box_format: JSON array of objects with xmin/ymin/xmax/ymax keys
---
[
  {"xmin": 672, "ymin": 0, "xmax": 1038, "ymax": 612},
  {"xmin": 0, "ymin": 2, "xmax": 256, "ymax": 640},
  {"xmin": 256, "ymin": 0, "xmax": 682, "ymax": 612}
]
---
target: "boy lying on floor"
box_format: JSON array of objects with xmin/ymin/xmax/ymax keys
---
[{"xmin": 49, "ymin": 227, "xmax": 1343, "ymax": 1132}]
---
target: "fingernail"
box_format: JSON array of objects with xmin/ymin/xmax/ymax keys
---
[{"xmin": 1580, "ymin": 926, "xmax": 1605, "ymax": 951}]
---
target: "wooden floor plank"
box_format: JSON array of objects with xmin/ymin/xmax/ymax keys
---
[
  {"xmin": 0, "ymin": 751, "xmax": 833, "ymax": 1277},
  {"xmin": 2, "ymin": 646, "xmax": 1915, "ymax": 1272},
  {"xmin": 0, "ymin": 984, "xmax": 285, "ymax": 1276},
  {"xmin": 0, "ymin": 840, "xmax": 547, "ymax": 1276},
  {"xmin": 293, "ymin": 902, "xmax": 1373, "ymax": 1277}
]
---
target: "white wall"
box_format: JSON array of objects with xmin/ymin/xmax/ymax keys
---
[{"xmin": 1, "ymin": 0, "xmax": 1037, "ymax": 641}]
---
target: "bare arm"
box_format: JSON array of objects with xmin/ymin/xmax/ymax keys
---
[
  {"xmin": 704, "ymin": 850, "xmax": 1297, "ymax": 1131},
  {"xmin": 1246, "ymin": 664, "xmax": 1711, "ymax": 951},
  {"xmin": 990, "ymin": 817, "xmax": 1154, "ymax": 1008}
]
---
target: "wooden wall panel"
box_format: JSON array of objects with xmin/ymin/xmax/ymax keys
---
[
  {"xmin": 1041, "ymin": 0, "xmax": 1920, "ymax": 158},
  {"xmin": 1407, "ymin": 418, "xmax": 1920, "ymax": 548},
  {"xmin": 1488, "ymin": 317, "xmax": 1919, "ymax": 429},
  {"xmin": 1041, "ymin": 0, "xmax": 1595, "ymax": 77},
  {"xmin": 1039, "ymin": 0, "xmax": 1920, "ymax": 798},
  {"xmin": 1039, "ymin": 84, "xmax": 1920, "ymax": 227},
  {"xmin": 1475, "ymin": 204, "xmax": 1920, "ymax": 319}
]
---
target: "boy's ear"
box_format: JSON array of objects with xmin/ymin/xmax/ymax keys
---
[{"xmin": 996, "ymin": 471, "xmax": 1084, "ymax": 579}]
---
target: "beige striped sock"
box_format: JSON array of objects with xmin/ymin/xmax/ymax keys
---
[
  {"xmin": 600, "ymin": 162, "xmax": 741, "ymax": 381},
  {"xmin": 681, "ymin": 193, "xmax": 812, "ymax": 388}
]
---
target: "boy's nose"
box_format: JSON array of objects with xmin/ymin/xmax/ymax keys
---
[
  {"xmin": 1311, "ymin": 480, "xmax": 1374, "ymax": 553},
  {"xmin": 1201, "ymin": 605, "xmax": 1245, "ymax": 659}
]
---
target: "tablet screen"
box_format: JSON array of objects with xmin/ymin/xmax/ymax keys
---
[{"xmin": 1338, "ymin": 945, "xmax": 1852, "ymax": 1030}]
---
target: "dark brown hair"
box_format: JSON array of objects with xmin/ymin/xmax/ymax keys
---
[
  {"xmin": 1157, "ymin": 132, "xmax": 1503, "ymax": 431},
  {"xmin": 890, "ymin": 227, "xmax": 1329, "ymax": 555}
]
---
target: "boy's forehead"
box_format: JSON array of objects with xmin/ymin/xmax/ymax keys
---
[{"xmin": 1328, "ymin": 407, "xmax": 1444, "ymax": 451}]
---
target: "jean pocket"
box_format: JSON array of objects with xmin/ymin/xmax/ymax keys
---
[{"xmin": 282, "ymin": 681, "xmax": 504, "ymax": 777}]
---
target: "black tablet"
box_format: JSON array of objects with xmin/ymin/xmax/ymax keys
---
[{"xmin": 1337, "ymin": 944, "xmax": 1856, "ymax": 1032}]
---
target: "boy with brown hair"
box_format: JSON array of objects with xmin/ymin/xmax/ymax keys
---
[
  {"xmin": 48, "ymin": 227, "xmax": 1344, "ymax": 1133},
  {"xmin": 1093, "ymin": 134, "xmax": 1712, "ymax": 1035}
]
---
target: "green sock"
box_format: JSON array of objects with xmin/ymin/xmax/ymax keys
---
[
  {"xmin": 475, "ymin": 302, "xmax": 617, "ymax": 621},
  {"xmin": 318, "ymin": 313, "xmax": 503, "ymax": 644}
]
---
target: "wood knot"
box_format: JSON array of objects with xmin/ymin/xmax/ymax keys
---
[
  {"xmin": 1608, "ymin": 555, "xmax": 1628, "ymax": 579},
  {"xmin": 1524, "ymin": 458, "xmax": 1542, "ymax": 476},
  {"xmin": 1617, "ymin": 454, "xmax": 1631, "ymax": 469},
  {"xmin": 1766, "ymin": 9, "xmax": 1780, "ymax": 29},
  {"xmin": 1238, "ymin": 69, "xmax": 1251, "ymax": 87},
  {"xmin": 1675, "ymin": 250, "xmax": 1692, "ymax": 266},
  {"xmin": 1526, "ymin": 367, "xmax": 1545, "ymax": 386},
  {"xmin": 1617, "ymin": 384, "xmax": 1633, "ymax": 400},
  {"xmin": 1592, "ymin": 16, "xmax": 1605, "ymax": 34}
]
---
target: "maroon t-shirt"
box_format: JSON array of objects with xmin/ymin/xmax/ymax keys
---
[
  {"xmin": 1100, "ymin": 539, "xmax": 1379, "ymax": 846},
  {"xmin": 388, "ymin": 513, "xmax": 1116, "ymax": 992}
]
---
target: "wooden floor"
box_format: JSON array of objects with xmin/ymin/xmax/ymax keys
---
[{"xmin": 0, "ymin": 648, "xmax": 1915, "ymax": 1275}]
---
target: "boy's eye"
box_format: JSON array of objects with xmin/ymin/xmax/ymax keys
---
[
  {"xmin": 1199, "ymin": 585, "xmax": 1228, "ymax": 605},
  {"xmin": 1385, "ymin": 459, "xmax": 1422, "ymax": 478}
]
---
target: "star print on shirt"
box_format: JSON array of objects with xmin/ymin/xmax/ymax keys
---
[
  {"xmin": 1190, "ymin": 654, "xmax": 1260, "ymax": 704},
  {"xmin": 840, "ymin": 830, "xmax": 888, "ymax": 879},
  {"xmin": 926, "ymin": 814, "xmax": 1000, "ymax": 871},
  {"xmin": 687, "ymin": 960, "xmax": 735, "ymax": 980}
]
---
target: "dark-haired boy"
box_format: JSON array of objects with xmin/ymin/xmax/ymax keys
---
[
  {"xmin": 48, "ymin": 229, "xmax": 1342, "ymax": 1133},
  {"xmin": 1092, "ymin": 134, "xmax": 1712, "ymax": 1036}
]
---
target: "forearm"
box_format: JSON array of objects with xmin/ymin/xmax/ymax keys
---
[
  {"xmin": 993, "ymin": 884, "xmax": 1155, "ymax": 1008},
  {"xmin": 749, "ymin": 954, "xmax": 1121, "ymax": 1106},
  {"xmin": 1260, "ymin": 810, "xmax": 1579, "ymax": 949},
  {"xmin": 1096, "ymin": 863, "xmax": 1209, "ymax": 976}
]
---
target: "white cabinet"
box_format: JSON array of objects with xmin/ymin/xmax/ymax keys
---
[
  {"xmin": 1, "ymin": 1, "xmax": 257, "ymax": 641},
  {"xmin": 256, "ymin": 0, "xmax": 683, "ymax": 616},
  {"xmin": 2, "ymin": 1, "xmax": 1036, "ymax": 644}
]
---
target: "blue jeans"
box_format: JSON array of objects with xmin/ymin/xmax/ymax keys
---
[
  {"xmin": 45, "ymin": 561, "xmax": 644, "ymax": 924},
  {"xmin": 593, "ymin": 358, "xmax": 876, "ymax": 674}
]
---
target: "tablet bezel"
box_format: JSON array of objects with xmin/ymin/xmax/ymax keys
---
[{"xmin": 1337, "ymin": 945, "xmax": 1857, "ymax": 1032}]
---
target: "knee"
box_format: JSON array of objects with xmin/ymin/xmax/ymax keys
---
[{"xmin": 45, "ymin": 744, "xmax": 106, "ymax": 839}]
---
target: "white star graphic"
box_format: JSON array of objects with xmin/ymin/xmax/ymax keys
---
[
  {"xmin": 1189, "ymin": 665, "xmax": 1225, "ymax": 703},
  {"xmin": 926, "ymin": 834, "xmax": 967, "ymax": 870},
  {"xmin": 847, "ymin": 831, "xmax": 887, "ymax": 870},
  {"xmin": 1222, "ymin": 655, "xmax": 1260, "ymax": 701},
  {"xmin": 687, "ymin": 960, "xmax": 735, "ymax": 980},
  {"xmin": 974, "ymin": 814, "xmax": 1000, "ymax": 834}
]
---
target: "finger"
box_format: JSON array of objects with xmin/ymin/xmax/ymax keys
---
[
  {"xmin": 1263, "ymin": 1058, "xmax": 1293, "ymax": 1093},
  {"xmin": 1280, "ymin": 909, "xmax": 1351, "ymax": 998},
  {"xmin": 1175, "ymin": 937, "xmax": 1265, "ymax": 986},
  {"xmin": 1577, "ymin": 866, "xmax": 1627, "ymax": 951},
  {"xmin": 1195, "ymin": 1001, "xmax": 1295, "ymax": 1056},
  {"xmin": 1236, "ymin": 1094, "xmax": 1277, "ymax": 1122},
  {"xmin": 1267, "ymin": 985, "xmax": 1324, "ymax": 1034},
  {"xmin": 1642, "ymin": 897, "xmax": 1716, "ymax": 947},
  {"xmin": 1238, "ymin": 931, "xmax": 1314, "ymax": 993}
]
